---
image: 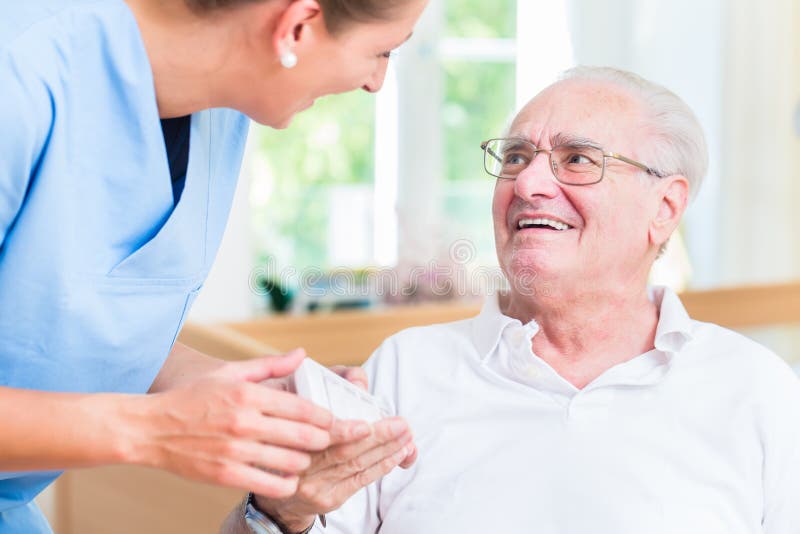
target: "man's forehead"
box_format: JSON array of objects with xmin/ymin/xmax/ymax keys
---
[{"xmin": 509, "ymin": 80, "xmax": 644, "ymax": 147}]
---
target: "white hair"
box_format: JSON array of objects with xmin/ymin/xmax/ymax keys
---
[{"xmin": 559, "ymin": 66, "xmax": 708, "ymax": 200}]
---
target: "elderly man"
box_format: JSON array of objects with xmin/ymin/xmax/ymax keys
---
[{"xmin": 234, "ymin": 67, "xmax": 800, "ymax": 533}]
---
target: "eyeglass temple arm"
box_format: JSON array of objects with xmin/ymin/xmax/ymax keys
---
[
  {"xmin": 481, "ymin": 141, "xmax": 503, "ymax": 164},
  {"xmin": 605, "ymin": 152, "xmax": 665, "ymax": 178}
]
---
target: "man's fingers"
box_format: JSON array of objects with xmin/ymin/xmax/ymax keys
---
[
  {"xmin": 371, "ymin": 417, "xmax": 411, "ymax": 443},
  {"xmin": 310, "ymin": 417, "xmax": 408, "ymax": 471},
  {"xmin": 307, "ymin": 418, "xmax": 411, "ymax": 479},
  {"xmin": 336, "ymin": 438, "xmax": 413, "ymax": 496},
  {"xmin": 399, "ymin": 443, "xmax": 417, "ymax": 469},
  {"xmin": 329, "ymin": 365, "xmax": 369, "ymax": 391},
  {"xmin": 338, "ymin": 431, "xmax": 413, "ymax": 478},
  {"xmin": 329, "ymin": 419, "xmax": 371, "ymax": 446}
]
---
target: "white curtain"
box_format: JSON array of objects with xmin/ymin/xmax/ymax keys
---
[{"xmin": 718, "ymin": 0, "xmax": 800, "ymax": 285}]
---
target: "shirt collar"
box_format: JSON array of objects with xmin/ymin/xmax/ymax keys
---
[
  {"xmin": 471, "ymin": 285, "xmax": 695, "ymax": 362},
  {"xmin": 471, "ymin": 293, "xmax": 522, "ymax": 362},
  {"xmin": 650, "ymin": 285, "xmax": 694, "ymax": 353}
]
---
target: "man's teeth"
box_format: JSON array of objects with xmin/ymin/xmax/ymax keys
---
[{"xmin": 517, "ymin": 218, "xmax": 571, "ymax": 231}]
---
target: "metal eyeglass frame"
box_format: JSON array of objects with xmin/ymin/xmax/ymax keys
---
[{"xmin": 480, "ymin": 137, "xmax": 666, "ymax": 185}]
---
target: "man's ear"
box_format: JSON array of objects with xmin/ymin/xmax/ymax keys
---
[
  {"xmin": 271, "ymin": 0, "xmax": 323, "ymax": 58},
  {"xmin": 649, "ymin": 175, "xmax": 689, "ymax": 250}
]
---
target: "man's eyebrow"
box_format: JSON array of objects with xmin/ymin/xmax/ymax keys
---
[
  {"xmin": 504, "ymin": 136, "xmax": 530, "ymax": 146},
  {"xmin": 503, "ymin": 133, "xmax": 533, "ymax": 144},
  {"xmin": 550, "ymin": 132, "xmax": 602, "ymax": 149}
]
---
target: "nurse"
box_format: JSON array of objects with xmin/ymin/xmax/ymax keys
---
[{"xmin": 0, "ymin": 0, "xmax": 426, "ymax": 531}]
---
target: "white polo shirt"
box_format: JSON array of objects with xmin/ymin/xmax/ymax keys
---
[{"xmin": 317, "ymin": 287, "xmax": 800, "ymax": 534}]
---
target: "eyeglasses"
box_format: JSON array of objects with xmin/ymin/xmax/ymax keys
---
[{"xmin": 480, "ymin": 137, "xmax": 666, "ymax": 186}]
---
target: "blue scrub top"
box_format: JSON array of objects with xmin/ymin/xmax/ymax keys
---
[{"xmin": 0, "ymin": 1, "xmax": 250, "ymax": 530}]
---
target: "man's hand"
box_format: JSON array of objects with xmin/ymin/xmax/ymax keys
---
[
  {"xmin": 253, "ymin": 417, "xmax": 417, "ymax": 532},
  {"xmin": 328, "ymin": 365, "xmax": 369, "ymax": 391},
  {"xmin": 123, "ymin": 349, "xmax": 335, "ymax": 498}
]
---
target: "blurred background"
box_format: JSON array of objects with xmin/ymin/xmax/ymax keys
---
[
  {"xmin": 189, "ymin": 0, "xmax": 800, "ymax": 356},
  {"xmin": 44, "ymin": 2, "xmax": 800, "ymax": 531}
]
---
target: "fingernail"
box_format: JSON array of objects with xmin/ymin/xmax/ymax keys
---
[
  {"xmin": 393, "ymin": 446, "xmax": 409, "ymax": 462},
  {"xmin": 352, "ymin": 423, "xmax": 370, "ymax": 439},
  {"xmin": 389, "ymin": 419, "xmax": 407, "ymax": 436}
]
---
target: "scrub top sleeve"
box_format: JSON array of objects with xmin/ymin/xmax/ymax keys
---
[{"xmin": 0, "ymin": 48, "xmax": 53, "ymax": 247}]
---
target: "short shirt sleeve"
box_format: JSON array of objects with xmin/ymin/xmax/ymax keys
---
[{"xmin": 0, "ymin": 43, "xmax": 53, "ymax": 247}]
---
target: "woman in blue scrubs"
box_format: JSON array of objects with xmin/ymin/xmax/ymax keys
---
[{"xmin": 0, "ymin": 0, "xmax": 426, "ymax": 531}]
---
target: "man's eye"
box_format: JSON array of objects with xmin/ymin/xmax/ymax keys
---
[
  {"xmin": 567, "ymin": 154, "xmax": 592, "ymax": 164},
  {"xmin": 561, "ymin": 149, "xmax": 602, "ymax": 166},
  {"xmin": 380, "ymin": 50, "xmax": 398, "ymax": 59},
  {"xmin": 503, "ymin": 152, "xmax": 529, "ymax": 165}
]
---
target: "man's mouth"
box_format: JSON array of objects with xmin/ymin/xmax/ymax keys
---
[{"xmin": 516, "ymin": 217, "xmax": 573, "ymax": 231}]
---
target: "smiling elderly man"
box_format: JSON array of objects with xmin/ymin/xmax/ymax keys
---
[{"xmin": 251, "ymin": 67, "xmax": 800, "ymax": 534}]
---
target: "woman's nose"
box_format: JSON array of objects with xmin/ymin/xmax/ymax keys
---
[{"xmin": 362, "ymin": 61, "xmax": 389, "ymax": 93}]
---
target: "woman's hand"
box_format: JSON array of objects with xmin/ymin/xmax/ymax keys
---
[
  {"xmin": 123, "ymin": 348, "xmax": 335, "ymax": 498},
  {"xmin": 253, "ymin": 416, "xmax": 417, "ymax": 533}
]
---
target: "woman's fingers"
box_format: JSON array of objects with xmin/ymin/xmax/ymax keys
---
[
  {"xmin": 254, "ymin": 385, "xmax": 332, "ymax": 429},
  {"xmin": 242, "ymin": 414, "xmax": 331, "ymax": 451},
  {"xmin": 223, "ymin": 349, "xmax": 307, "ymax": 383},
  {"xmin": 228, "ymin": 440, "xmax": 312, "ymax": 475},
  {"xmin": 139, "ymin": 376, "xmax": 337, "ymax": 491},
  {"xmin": 215, "ymin": 461, "xmax": 300, "ymax": 499}
]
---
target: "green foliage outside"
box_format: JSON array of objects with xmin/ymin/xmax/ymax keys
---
[
  {"xmin": 251, "ymin": 0, "xmax": 518, "ymax": 273},
  {"xmin": 445, "ymin": 0, "xmax": 516, "ymax": 38},
  {"xmin": 251, "ymin": 90, "xmax": 375, "ymax": 270},
  {"xmin": 443, "ymin": 61, "xmax": 516, "ymax": 183},
  {"xmin": 441, "ymin": 60, "xmax": 515, "ymax": 263}
]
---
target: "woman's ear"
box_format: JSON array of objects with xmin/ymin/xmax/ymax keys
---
[
  {"xmin": 649, "ymin": 175, "xmax": 690, "ymax": 250},
  {"xmin": 271, "ymin": 0, "xmax": 323, "ymax": 60}
]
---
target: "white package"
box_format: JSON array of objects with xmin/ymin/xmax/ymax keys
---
[{"xmin": 292, "ymin": 358, "xmax": 390, "ymax": 423}]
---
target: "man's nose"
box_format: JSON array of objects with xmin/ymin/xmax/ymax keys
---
[
  {"xmin": 362, "ymin": 61, "xmax": 389, "ymax": 93},
  {"xmin": 513, "ymin": 152, "xmax": 561, "ymax": 199}
]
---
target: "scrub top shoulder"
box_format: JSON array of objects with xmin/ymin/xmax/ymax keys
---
[{"xmin": 0, "ymin": 0, "xmax": 250, "ymax": 529}]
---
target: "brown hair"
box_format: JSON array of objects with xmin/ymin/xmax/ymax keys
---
[{"xmin": 186, "ymin": 0, "xmax": 412, "ymax": 33}]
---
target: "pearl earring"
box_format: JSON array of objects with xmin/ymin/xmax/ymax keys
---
[{"xmin": 280, "ymin": 50, "xmax": 298, "ymax": 69}]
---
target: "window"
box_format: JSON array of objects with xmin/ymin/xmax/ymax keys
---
[
  {"xmin": 440, "ymin": 0, "xmax": 517, "ymax": 265},
  {"xmin": 250, "ymin": 90, "xmax": 376, "ymax": 272},
  {"xmin": 250, "ymin": 0, "xmax": 522, "ymax": 284}
]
